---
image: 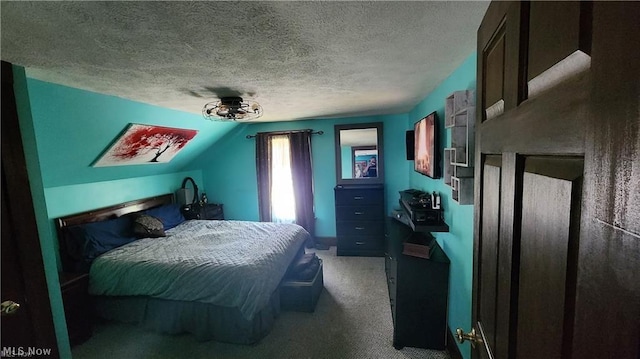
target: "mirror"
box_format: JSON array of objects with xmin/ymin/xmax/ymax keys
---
[{"xmin": 334, "ymin": 122, "xmax": 384, "ymax": 185}]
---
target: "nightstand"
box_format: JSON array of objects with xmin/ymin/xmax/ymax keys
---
[
  {"xmin": 60, "ymin": 272, "xmax": 93, "ymax": 346},
  {"xmin": 201, "ymin": 203, "xmax": 224, "ymax": 220}
]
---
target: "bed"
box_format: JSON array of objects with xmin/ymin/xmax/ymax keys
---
[{"xmin": 55, "ymin": 194, "xmax": 308, "ymax": 344}]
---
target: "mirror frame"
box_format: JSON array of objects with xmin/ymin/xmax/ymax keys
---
[{"xmin": 334, "ymin": 122, "xmax": 384, "ymax": 185}]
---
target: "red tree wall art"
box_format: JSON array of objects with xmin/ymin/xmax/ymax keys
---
[{"xmin": 93, "ymin": 124, "xmax": 198, "ymax": 167}]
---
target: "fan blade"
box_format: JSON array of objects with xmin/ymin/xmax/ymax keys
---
[{"xmin": 204, "ymin": 86, "xmax": 242, "ymax": 99}]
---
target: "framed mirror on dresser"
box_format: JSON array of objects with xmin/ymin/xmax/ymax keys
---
[
  {"xmin": 334, "ymin": 122, "xmax": 385, "ymax": 256},
  {"xmin": 334, "ymin": 122, "xmax": 384, "ymax": 185}
]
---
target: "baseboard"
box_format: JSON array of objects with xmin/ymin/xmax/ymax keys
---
[
  {"xmin": 315, "ymin": 236, "xmax": 336, "ymax": 249},
  {"xmin": 447, "ymin": 326, "xmax": 463, "ymax": 359}
]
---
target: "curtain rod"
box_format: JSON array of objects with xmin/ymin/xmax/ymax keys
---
[{"xmin": 245, "ymin": 129, "xmax": 324, "ymax": 139}]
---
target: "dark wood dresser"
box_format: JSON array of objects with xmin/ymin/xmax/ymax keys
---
[
  {"xmin": 385, "ymin": 217, "xmax": 450, "ymax": 350},
  {"xmin": 59, "ymin": 272, "xmax": 93, "ymax": 346},
  {"xmin": 334, "ymin": 184, "xmax": 385, "ymax": 256}
]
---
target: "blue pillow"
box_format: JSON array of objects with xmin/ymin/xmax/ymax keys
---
[
  {"xmin": 67, "ymin": 216, "xmax": 137, "ymax": 263},
  {"xmin": 143, "ymin": 203, "xmax": 185, "ymax": 230}
]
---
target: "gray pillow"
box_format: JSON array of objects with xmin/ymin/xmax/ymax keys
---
[{"xmin": 132, "ymin": 214, "xmax": 166, "ymax": 238}]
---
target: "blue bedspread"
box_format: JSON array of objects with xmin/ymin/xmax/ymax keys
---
[{"xmin": 89, "ymin": 220, "xmax": 308, "ymax": 320}]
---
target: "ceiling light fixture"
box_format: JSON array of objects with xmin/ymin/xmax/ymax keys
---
[{"xmin": 202, "ymin": 97, "xmax": 263, "ymax": 122}]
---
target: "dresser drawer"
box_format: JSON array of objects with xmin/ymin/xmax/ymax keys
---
[
  {"xmin": 338, "ymin": 235, "xmax": 383, "ymax": 250},
  {"xmin": 336, "ymin": 205, "xmax": 384, "ymax": 221},
  {"xmin": 335, "ymin": 188, "xmax": 384, "ymax": 205},
  {"xmin": 335, "ymin": 185, "xmax": 385, "ymax": 257},
  {"xmin": 336, "ymin": 220, "xmax": 384, "ymax": 236}
]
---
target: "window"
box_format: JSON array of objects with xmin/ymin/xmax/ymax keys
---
[
  {"xmin": 270, "ymin": 135, "xmax": 296, "ymax": 223},
  {"xmin": 256, "ymin": 130, "xmax": 315, "ymax": 245}
]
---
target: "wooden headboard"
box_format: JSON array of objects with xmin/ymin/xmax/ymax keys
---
[{"xmin": 55, "ymin": 194, "xmax": 174, "ymax": 272}]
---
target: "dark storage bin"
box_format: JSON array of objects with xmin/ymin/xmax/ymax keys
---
[{"xmin": 280, "ymin": 260, "xmax": 323, "ymax": 312}]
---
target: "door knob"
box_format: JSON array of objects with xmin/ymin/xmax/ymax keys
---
[
  {"xmin": 1, "ymin": 300, "xmax": 21, "ymax": 316},
  {"xmin": 456, "ymin": 327, "xmax": 483, "ymax": 348}
]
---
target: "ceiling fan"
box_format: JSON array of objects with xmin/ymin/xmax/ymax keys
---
[
  {"xmin": 202, "ymin": 96, "xmax": 263, "ymax": 122},
  {"xmin": 186, "ymin": 86, "xmax": 263, "ymax": 122}
]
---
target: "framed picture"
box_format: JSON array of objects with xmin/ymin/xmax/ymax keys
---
[
  {"xmin": 93, "ymin": 124, "xmax": 198, "ymax": 167},
  {"xmin": 352, "ymin": 146, "xmax": 378, "ymax": 178}
]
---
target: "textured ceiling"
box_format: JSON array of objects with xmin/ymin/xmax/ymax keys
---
[{"xmin": 1, "ymin": 1, "xmax": 489, "ymax": 122}]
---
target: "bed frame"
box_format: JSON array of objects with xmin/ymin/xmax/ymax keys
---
[
  {"xmin": 54, "ymin": 193, "xmax": 303, "ymax": 344},
  {"xmin": 56, "ymin": 194, "xmax": 174, "ymax": 272}
]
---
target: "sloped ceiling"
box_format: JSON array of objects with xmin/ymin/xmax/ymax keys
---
[{"xmin": 1, "ymin": 1, "xmax": 489, "ymax": 122}]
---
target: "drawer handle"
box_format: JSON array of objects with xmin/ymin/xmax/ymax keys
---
[
  {"xmin": 355, "ymin": 241, "xmax": 366, "ymax": 245},
  {"xmin": 353, "ymin": 196, "xmax": 364, "ymax": 200},
  {"xmin": 355, "ymin": 227, "xmax": 365, "ymax": 230},
  {"xmin": 354, "ymin": 211, "xmax": 364, "ymax": 215}
]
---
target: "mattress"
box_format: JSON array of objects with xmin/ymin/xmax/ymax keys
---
[{"xmin": 89, "ymin": 220, "xmax": 308, "ymax": 320}]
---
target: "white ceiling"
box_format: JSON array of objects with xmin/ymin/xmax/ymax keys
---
[{"xmin": 1, "ymin": 1, "xmax": 489, "ymax": 122}]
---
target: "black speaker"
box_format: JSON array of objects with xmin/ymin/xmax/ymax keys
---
[{"xmin": 406, "ymin": 130, "xmax": 415, "ymax": 160}]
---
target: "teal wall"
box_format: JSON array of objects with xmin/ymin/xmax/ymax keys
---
[
  {"xmin": 12, "ymin": 53, "xmax": 477, "ymax": 358},
  {"xmin": 22, "ymin": 77, "xmax": 217, "ymax": 269},
  {"xmin": 25, "ymin": 79, "xmax": 237, "ymax": 188},
  {"xmin": 407, "ymin": 53, "xmax": 477, "ymax": 359},
  {"xmin": 192, "ymin": 113, "xmax": 410, "ymax": 237},
  {"xmin": 44, "ymin": 171, "xmax": 202, "ymax": 219},
  {"xmin": 21, "ymin": 77, "xmax": 219, "ymax": 270},
  {"xmin": 14, "ymin": 73, "xmax": 218, "ymax": 357}
]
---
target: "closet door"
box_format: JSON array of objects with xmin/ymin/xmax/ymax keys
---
[
  {"xmin": 473, "ymin": 2, "xmax": 590, "ymax": 358},
  {"xmin": 466, "ymin": 2, "xmax": 640, "ymax": 359}
]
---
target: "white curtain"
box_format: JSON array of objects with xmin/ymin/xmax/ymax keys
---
[{"xmin": 270, "ymin": 135, "xmax": 296, "ymax": 223}]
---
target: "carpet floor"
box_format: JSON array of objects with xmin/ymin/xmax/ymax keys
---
[{"xmin": 72, "ymin": 247, "xmax": 451, "ymax": 359}]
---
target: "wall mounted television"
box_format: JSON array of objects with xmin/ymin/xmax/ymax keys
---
[{"xmin": 414, "ymin": 111, "xmax": 439, "ymax": 179}]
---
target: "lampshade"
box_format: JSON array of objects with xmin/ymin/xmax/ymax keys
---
[{"xmin": 202, "ymin": 97, "xmax": 263, "ymax": 122}]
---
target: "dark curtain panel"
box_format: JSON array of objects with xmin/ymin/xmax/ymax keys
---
[
  {"xmin": 288, "ymin": 131, "xmax": 316, "ymax": 246},
  {"xmin": 255, "ymin": 133, "xmax": 272, "ymax": 222}
]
